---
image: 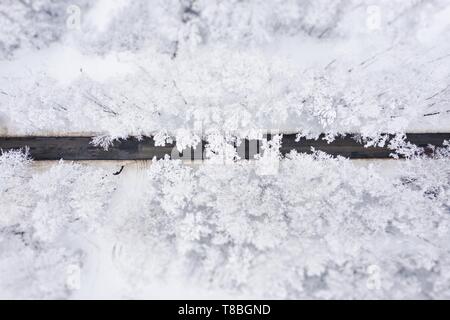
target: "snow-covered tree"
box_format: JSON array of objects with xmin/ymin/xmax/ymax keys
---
[
  {"xmin": 0, "ymin": 0, "xmax": 91, "ymax": 59},
  {"xmin": 0, "ymin": 0, "xmax": 449, "ymax": 300},
  {"xmin": 1, "ymin": 143, "xmax": 449, "ymax": 299},
  {"xmin": 1, "ymin": 0, "xmax": 449, "ymax": 143}
]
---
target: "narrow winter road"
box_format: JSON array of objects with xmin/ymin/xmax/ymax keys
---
[{"xmin": 1, "ymin": 133, "xmax": 449, "ymax": 160}]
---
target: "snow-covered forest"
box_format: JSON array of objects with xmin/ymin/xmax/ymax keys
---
[
  {"xmin": 0, "ymin": 0, "xmax": 449, "ymax": 299},
  {"xmin": 1, "ymin": 0, "xmax": 449, "ymax": 141}
]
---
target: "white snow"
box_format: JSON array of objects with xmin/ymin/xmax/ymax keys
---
[
  {"xmin": 0, "ymin": 0, "xmax": 449, "ymax": 143},
  {"xmin": 0, "ymin": 148, "xmax": 449, "ymax": 299},
  {"xmin": 0, "ymin": 0, "xmax": 450, "ymax": 300}
]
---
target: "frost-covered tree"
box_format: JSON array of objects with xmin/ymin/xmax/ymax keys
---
[
  {"xmin": 1, "ymin": 0, "xmax": 450, "ymax": 301},
  {"xmin": 1, "ymin": 142, "xmax": 449, "ymax": 299},
  {"xmin": 0, "ymin": 0, "xmax": 91, "ymax": 59},
  {"xmin": 73, "ymin": 0, "xmax": 450, "ymax": 51},
  {"xmin": 0, "ymin": 151, "xmax": 116, "ymax": 299},
  {"xmin": 1, "ymin": 0, "xmax": 449, "ymax": 143}
]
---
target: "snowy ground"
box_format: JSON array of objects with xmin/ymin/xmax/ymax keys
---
[{"xmin": 1, "ymin": 0, "xmax": 450, "ymax": 300}]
